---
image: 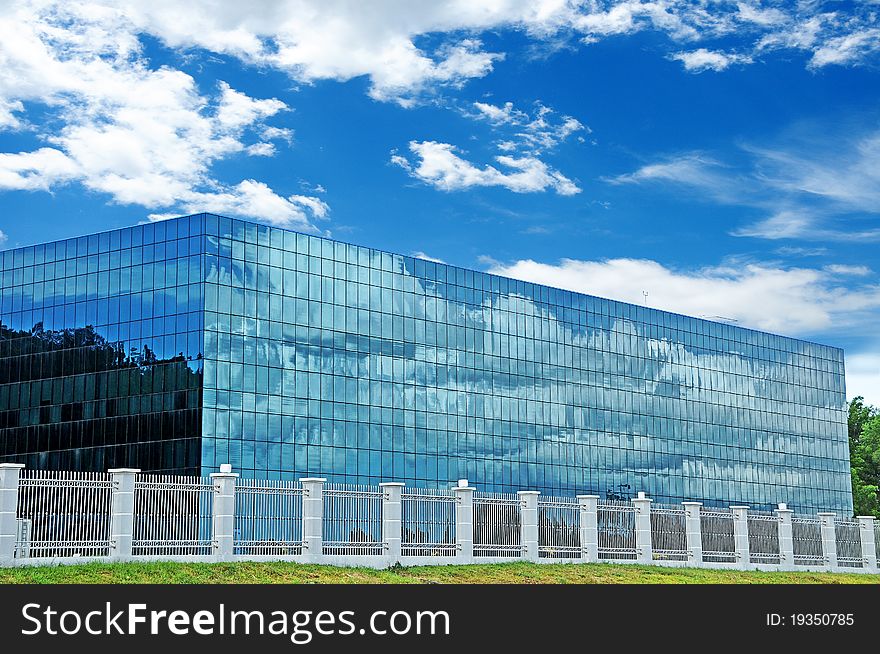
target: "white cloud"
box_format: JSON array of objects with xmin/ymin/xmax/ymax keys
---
[
  {"xmin": 825, "ymin": 264, "xmax": 872, "ymax": 277},
  {"xmin": 608, "ymin": 124, "xmax": 880, "ymax": 242},
  {"xmin": 809, "ymin": 27, "xmax": 880, "ymax": 68},
  {"xmin": 412, "ymin": 251, "xmax": 446, "ymax": 263},
  {"xmin": 0, "ymin": 148, "xmax": 80, "ymax": 191},
  {"xmin": 472, "ymin": 101, "xmax": 527, "ymax": 125},
  {"xmin": 606, "ymin": 153, "xmax": 728, "ymax": 188},
  {"xmin": 846, "ymin": 352, "xmax": 880, "ymax": 406},
  {"xmin": 0, "ymin": 230, "xmax": 7, "ymax": 247},
  {"xmin": 486, "ymin": 257, "xmax": 880, "ymax": 336},
  {"xmin": 671, "ymin": 48, "xmax": 752, "ymax": 72},
  {"xmin": 0, "ymin": 2, "xmax": 323, "ymax": 229},
  {"xmin": 246, "ymin": 142, "xmax": 277, "ymax": 157},
  {"xmin": 148, "ymin": 179, "xmax": 329, "ymax": 226},
  {"xmin": 392, "ymin": 140, "xmax": 580, "ymax": 195}
]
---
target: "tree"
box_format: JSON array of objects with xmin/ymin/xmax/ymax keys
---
[{"xmin": 848, "ymin": 397, "xmax": 880, "ymax": 518}]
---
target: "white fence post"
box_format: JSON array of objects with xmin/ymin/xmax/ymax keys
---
[
  {"xmin": 0, "ymin": 463, "xmax": 25, "ymax": 565},
  {"xmin": 518, "ymin": 491, "xmax": 540, "ymax": 563},
  {"xmin": 379, "ymin": 482, "xmax": 404, "ymax": 566},
  {"xmin": 108, "ymin": 468, "xmax": 140, "ymax": 561},
  {"xmin": 818, "ymin": 512, "xmax": 837, "ymax": 571},
  {"xmin": 730, "ymin": 506, "xmax": 750, "ymax": 567},
  {"xmin": 632, "ymin": 492, "xmax": 653, "ymax": 563},
  {"xmin": 776, "ymin": 503, "xmax": 794, "ymax": 570},
  {"xmin": 453, "ymin": 482, "xmax": 474, "ymax": 563},
  {"xmin": 857, "ymin": 516, "xmax": 877, "ymax": 572},
  {"xmin": 210, "ymin": 465, "xmax": 238, "ymax": 562},
  {"xmin": 682, "ymin": 501, "xmax": 702, "ymax": 565},
  {"xmin": 301, "ymin": 478, "xmax": 325, "ymax": 563},
  {"xmin": 577, "ymin": 495, "xmax": 599, "ymax": 562}
]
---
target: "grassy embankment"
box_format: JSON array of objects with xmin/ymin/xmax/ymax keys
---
[{"xmin": 2, "ymin": 561, "xmax": 878, "ymax": 584}]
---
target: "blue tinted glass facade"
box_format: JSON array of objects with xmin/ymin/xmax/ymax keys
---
[
  {"xmin": 1, "ymin": 214, "xmax": 853, "ymax": 513},
  {"xmin": 0, "ymin": 216, "xmax": 205, "ymax": 473}
]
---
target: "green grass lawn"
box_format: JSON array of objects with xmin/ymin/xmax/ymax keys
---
[{"xmin": 1, "ymin": 561, "xmax": 878, "ymax": 584}]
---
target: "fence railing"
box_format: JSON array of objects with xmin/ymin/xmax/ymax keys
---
[
  {"xmin": 0, "ymin": 463, "xmax": 877, "ymax": 574},
  {"xmin": 234, "ymin": 478, "xmax": 304, "ymax": 556},
  {"xmin": 538, "ymin": 496, "xmax": 580, "ymax": 559},
  {"xmin": 323, "ymin": 483, "xmax": 383, "ymax": 556},
  {"xmin": 132, "ymin": 474, "xmax": 214, "ymax": 556},
  {"xmin": 792, "ymin": 516, "xmax": 823, "ymax": 566},
  {"xmin": 746, "ymin": 511, "xmax": 780, "ymax": 565},
  {"xmin": 473, "ymin": 492, "xmax": 522, "ymax": 557},
  {"xmin": 401, "ymin": 487, "xmax": 457, "ymax": 557}
]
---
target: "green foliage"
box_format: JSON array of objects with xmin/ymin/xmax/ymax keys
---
[{"xmin": 848, "ymin": 397, "xmax": 880, "ymax": 518}]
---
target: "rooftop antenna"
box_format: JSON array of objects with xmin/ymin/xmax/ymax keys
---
[{"xmin": 642, "ymin": 291, "xmax": 648, "ymax": 306}]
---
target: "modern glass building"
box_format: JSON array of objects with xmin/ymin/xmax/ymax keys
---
[{"xmin": 0, "ymin": 213, "xmax": 852, "ymax": 513}]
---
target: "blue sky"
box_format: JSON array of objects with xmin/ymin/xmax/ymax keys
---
[{"xmin": 1, "ymin": 1, "xmax": 879, "ymax": 403}]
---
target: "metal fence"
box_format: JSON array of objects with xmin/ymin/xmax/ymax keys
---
[
  {"xmin": 747, "ymin": 511, "xmax": 780, "ymax": 565},
  {"xmin": 15, "ymin": 470, "xmax": 113, "ymax": 559},
  {"xmin": 473, "ymin": 492, "xmax": 522, "ymax": 557},
  {"xmin": 322, "ymin": 483, "xmax": 383, "ymax": 556},
  {"xmin": 132, "ymin": 474, "xmax": 214, "ymax": 556},
  {"xmin": 597, "ymin": 500, "xmax": 637, "ymax": 560},
  {"xmin": 401, "ymin": 487, "xmax": 456, "ymax": 557},
  {"xmin": 792, "ymin": 516, "xmax": 823, "ymax": 566},
  {"xmin": 700, "ymin": 509, "xmax": 736, "ymax": 563},
  {"xmin": 234, "ymin": 478, "xmax": 304, "ymax": 556},
  {"xmin": 835, "ymin": 519, "xmax": 862, "ymax": 568},
  {"xmin": 650, "ymin": 504, "xmax": 688, "ymax": 561},
  {"xmin": 537, "ymin": 496, "xmax": 580, "ymax": 559},
  {"xmin": 3, "ymin": 465, "xmax": 878, "ymax": 574}
]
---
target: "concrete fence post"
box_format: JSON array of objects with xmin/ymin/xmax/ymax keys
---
[
  {"xmin": 453, "ymin": 482, "xmax": 474, "ymax": 563},
  {"xmin": 0, "ymin": 463, "xmax": 25, "ymax": 565},
  {"xmin": 300, "ymin": 478, "xmax": 325, "ymax": 563},
  {"xmin": 730, "ymin": 506, "xmax": 750, "ymax": 567},
  {"xmin": 379, "ymin": 482, "xmax": 405, "ymax": 565},
  {"xmin": 632, "ymin": 492, "xmax": 653, "ymax": 563},
  {"xmin": 577, "ymin": 495, "xmax": 599, "ymax": 563},
  {"xmin": 108, "ymin": 468, "xmax": 140, "ymax": 561},
  {"xmin": 818, "ymin": 512, "xmax": 837, "ymax": 571},
  {"xmin": 682, "ymin": 502, "xmax": 703, "ymax": 565},
  {"xmin": 518, "ymin": 491, "xmax": 540, "ymax": 562},
  {"xmin": 210, "ymin": 465, "xmax": 238, "ymax": 562},
  {"xmin": 776, "ymin": 503, "xmax": 794, "ymax": 570},
  {"xmin": 857, "ymin": 516, "xmax": 877, "ymax": 572}
]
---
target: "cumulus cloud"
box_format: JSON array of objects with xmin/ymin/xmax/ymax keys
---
[
  {"xmin": 671, "ymin": 48, "xmax": 752, "ymax": 72},
  {"xmin": 486, "ymin": 257, "xmax": 880, "ymax": 336},
  {"xmin": 392, "ymin": 140, "xmax": 580, "ymax": 195},
  {"xmin": 2, "ymin": 1, "xmax": 880, "ymax": 226},
  {"xmin": 0, "ymin": 3, "xmax": 324, "ymax": 229}
]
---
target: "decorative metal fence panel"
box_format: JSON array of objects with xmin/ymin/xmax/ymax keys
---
[
  {"xmin": 132, "ymin": 475, "xmax": 214, "ymax": 556},
  {"xmin": 322, "ymin": 484, "xmax": 383, "ymax": 555},
  {"xmin": 792, "ymin": 517, "xmax": 823, "ymax": 566},
  {"xmin": 473, "ymin": 492, "xmax": 522, "ymax": 557},
  {"xmin": 835, "ymin": 519, "xmax": 863, "ymax": 568},
  {"xmin": 234, "ymin": 479, "xmax": 304, "ymax": 556},
  {"xmin": 747, "ymin": 512, "xmax": 780, "ymax": 564},
  {"xmin": 650, "ymin": 504, "xmax": 688, "ymax": 561},
  {"xmin": 700, "ymin": 509, "xmax": 736, "ymax": 563},
  {"xmin": 15, "ymin": 470, "xmax": 113, "ymax": 558},
  {"xmin": 597, "ymin": 500, "xmax": 637, "ymax": 560},
  {"xmin": 538, "ymin": 496, "xmax": 580, "ymax": 559},
  {"xmin": 401, "ymin": 488, "xmax": 457, "ymax": 557}
]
